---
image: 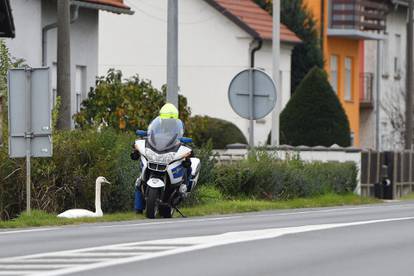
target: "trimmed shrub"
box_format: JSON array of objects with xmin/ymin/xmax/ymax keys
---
[
  {"xmin": 213, "ymin": 152, "xmax": 357, "ymax": 200},
  {"xmin": 74, "ymin": 69, "xmax": 192, "ymax": 135},
  {"xmin": 188, "ymin": 116, "xmax": 247, "ymax": 149},
  {"xmin": 280, "ymin": 67, "xmax": 351, "ymax": 147}
]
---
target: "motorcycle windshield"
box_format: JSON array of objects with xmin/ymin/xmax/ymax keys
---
[{"xmin": 148, "ymin": 117, "xmax": 184, "ymax": 152}]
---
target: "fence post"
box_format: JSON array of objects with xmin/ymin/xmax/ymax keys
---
[
  {"xmin": 402, "ymin": 151, "xmax": 405, "ymax": 197},
  {"xmin": 376, "ymin": 151, "xmax": 381, "ymax": 184},
  {"xmin": 410, "ymin": 146, "xmax": 413, "ymax": 193},
  {"xmin": 393, "ymin": 152, "xmax": 398, "ymax": 199},
  {"xmin": 0, "ymin": 95, "xmax": 2, "ymax": 146},
  {"xmin": 366, "ymin": 150, "xmax": 371, "ymax": 197}
]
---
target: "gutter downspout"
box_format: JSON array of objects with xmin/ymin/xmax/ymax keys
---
[
  {"xmin": 42, "ymin": 4, "xmax": 80, "ymax": 66},
  {"xmin": 250, "ymin": 38, "xmax": 263, "ymax": 68},
  {"xmin": 248, "ymin": 38, "xmax": 263, "ymax": 147}
]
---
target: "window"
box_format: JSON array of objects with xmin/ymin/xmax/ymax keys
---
[
  {"xmin": 344, "ymin": 57, "xmax": 352, "ymax": 101},
  {"xmin": 75, "ymin": 66, "xmax": 87, "ymax": 113},
  {"xmin": 330, "ymin": 55, "xmax": 338, "ymax": 94},
  {"xmin": 394, "ymin": 34, "xmax": 401, "ymax": 77}
]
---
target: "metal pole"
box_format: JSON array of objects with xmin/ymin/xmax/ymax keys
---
[
  {"xmin": 25, "ymin": 69, "xmax": 32, "ymax": 214},
  {"xmin": 271, "ymin": 0, "xmax": 281, "ymax": 146},
  {"xmin": 167, "ymin": 0, "xmax": 179, "ymax": 108},
  {"xmin": 248, "ymin": 69, "xmax": 254, "ymax": 147},
  {"xmin": 376, "ymin": 40, "xmax": 382, "ymax": 150},
  {"xmin": 405, "ymin": 0, "xmax": 414, "ymax": 149},
  {"xmin": 57, "ymin": 0, "xmax": 72, "ymax": 129}
]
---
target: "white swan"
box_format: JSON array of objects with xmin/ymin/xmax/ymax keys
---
[{"xmin": 57, "ymin": 176, "xmax": 110, "ymax": 218}]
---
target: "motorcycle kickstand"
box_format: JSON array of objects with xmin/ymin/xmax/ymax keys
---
[{"xmin": 173, "ymin": 206, "xmax": 187, "ymax": 218}]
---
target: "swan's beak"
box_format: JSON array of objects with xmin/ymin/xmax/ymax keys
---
[{"xmin": 104, "ymin": 180, "xmax": 111, "ymax": 184}]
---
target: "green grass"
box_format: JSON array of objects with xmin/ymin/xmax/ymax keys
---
[
  {"xmin": 0, "ymin": 194, "xmax": 379, "ymax": 229},
  {"xmin": 401, "ymin": 193, "xmax": 414, "ymax": 200},
  {"xmin": 0, "ymin": 210, "xmax": 143, "ymax": 229},
  {"xmin": 181, "ymin": 193, "xmax": 379, "ymax": 217}
]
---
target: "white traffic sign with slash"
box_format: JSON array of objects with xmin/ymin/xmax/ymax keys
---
[
  {"xmin": 8, "ymin": 67, "xmax": 52, "ymax": 213},
  {"xmin": 228, "ymin": 68, "xmax": 277, "ymax": 146}
]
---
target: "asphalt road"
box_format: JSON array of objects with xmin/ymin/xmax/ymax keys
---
[{"xmin": 1, "ymin": 201, "xmax": 414, "ymax": 276}]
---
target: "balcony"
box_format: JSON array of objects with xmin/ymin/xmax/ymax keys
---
[
  {"xmin": 360, "ymin": 72, "xmax": 374, "ymax": 108},
  {"xmin": 328, "ymin": 0, "xmax": 388, "ymax": 40}
]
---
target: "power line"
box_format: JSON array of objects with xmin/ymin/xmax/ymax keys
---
[{"xmin": 124, "ymin": 0, "xmax": 218, "ymax": 25}]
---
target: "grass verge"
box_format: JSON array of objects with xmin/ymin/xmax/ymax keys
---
[
  {"xmin": 401, "ymin": 193, "xmax": 414, "ymax": 200},
  {"xmin": 0, "ymin": 194, "xmax": 379, "ymax": 229}
]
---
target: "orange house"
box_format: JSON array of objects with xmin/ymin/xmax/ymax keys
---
[{"xmin": 303, "ymin": 0, "xmax": 386, "ymax": 146}]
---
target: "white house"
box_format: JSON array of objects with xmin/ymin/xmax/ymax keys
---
[
  {"xmin": 99, "ymin": 0, "xmax": 300, "ymax": 145},
  {"xmin": 5, "ymin": 0, "xmax": 132, "ymax": 126},
  {"xmin": 361, "ymin": 0, "xmax": 408, "ymax": 150}
]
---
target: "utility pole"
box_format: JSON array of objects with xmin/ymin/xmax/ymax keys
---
[
  {"xmin": 166, "ymin": 0, "xmax": 179, "ymax": 108},
  {"xmin": 376, "ymin": 40, "xmax": 382, "ymax": 151},
  {"xmin": 57, "ymin": 0, "xmax": 71, "ymax": 129},
  {"xmin": 271, "ymin": 0, "xmax": 281, "ymax": 146},
  {"xmin": 406, "ymin": 0, "xmax": 414, "ymax": 149}
]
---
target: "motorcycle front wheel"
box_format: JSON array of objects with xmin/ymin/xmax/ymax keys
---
[
  {"xmin": 159, "ymin": 206, "xmax": 174, "ymax": 218},
  {"xmin": 145, "ymin": 187, "xmax": 160, "ymax": 219}
]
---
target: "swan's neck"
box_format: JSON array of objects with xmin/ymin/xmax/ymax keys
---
[{"xmin": 95, "ymin": 182, "xmax": 102, "ymax": 215}]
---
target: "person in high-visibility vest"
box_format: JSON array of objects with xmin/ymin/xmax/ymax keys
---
[{"xmin": 130, "ymin": 103, "xmax": 193, "ymax": 214}]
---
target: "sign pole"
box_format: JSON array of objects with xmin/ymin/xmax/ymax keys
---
[
  {"xmin": 271, "ymin": 0, "xmax": 281, "ymax": 146},
  {"xmin": 24, "ymin": 68, "xmax": 32, "ymax": 214},
  {"xmin": 167, "ymin": 0, "xmax": 179, "ymax": 107},
  {"xmin": 248, "ymin": 68, "xmax": 254, "ymax": 147}
]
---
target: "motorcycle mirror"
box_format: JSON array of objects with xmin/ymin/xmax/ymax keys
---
[
  {"xmin": 180, "ymin": 137, "xmax": 192, "ymax": 143},
  {"xmin": 136, "ymin": 130, "xmax": 148, "ymax": 137}
]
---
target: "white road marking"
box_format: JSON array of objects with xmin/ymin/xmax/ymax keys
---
[
  {"xmin": 0, "ymin": 228, "xmax": 59, "ymax": 235},
  {"xmin": 0, "ymin": 272, "xmax": 39, "ymax": 275},
  {"xmin": 97, "ymin": 203, "xmax": 414, "ymax": 229},
  {"xmin": 0, "ymin": 259, "xmax": 112, "ymax": 264},
  {"xmin": 0, "ymin": 216, "xmax": 412, "ymax": 276},
  {"xmin": 0, "ymin": 264, "xmax": 73, "ymax": 269},
  {"xmin": 1, "ymin": 203, "xmax": 412, "ymax": 235},
  {"xmin": 62, "ymin": 253, "xmax": 141, "ymax": 257}
]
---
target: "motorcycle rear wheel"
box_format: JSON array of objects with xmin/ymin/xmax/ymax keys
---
[{"xmin": 145, "ymin": 187, "xmax": 160, "ymax": 219}]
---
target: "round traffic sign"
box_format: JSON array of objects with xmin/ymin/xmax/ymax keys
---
[{"xmin": 228, "ymin": 68, "xmax": 277, "ymax": 120}]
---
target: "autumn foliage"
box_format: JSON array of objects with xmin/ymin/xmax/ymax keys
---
[{"xmin": 74, "ymin": 69, "xmax": 192, "ymax": 134}]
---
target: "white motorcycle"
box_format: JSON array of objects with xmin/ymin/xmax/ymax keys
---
[{"xmin": 134, "ymin": 117, "xmax": 200, "ymax": 219}]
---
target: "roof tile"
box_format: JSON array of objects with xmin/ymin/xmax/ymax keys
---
[
  {"xmin": 81, "ymin": 0, "xmax": 131, "ymax": 10},
  {"xmin": 209, "ymin": 0, "xmax": 301, "ymax": 43}
]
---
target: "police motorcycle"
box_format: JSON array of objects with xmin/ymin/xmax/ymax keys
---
[{"xmin": 134, "ymin": 117, "xmax": 200, "ymax": 219}]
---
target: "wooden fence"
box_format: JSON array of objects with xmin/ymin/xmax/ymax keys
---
[
  {"xmin": 360, "ymin": 150, "xmax": 414, "ymax": 199},
  {"xmin": 0, "ymin": 95, "xmax": 3, "ymax": 146}
]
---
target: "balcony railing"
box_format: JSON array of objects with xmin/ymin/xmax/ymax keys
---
[
  {"xmin": 360, "ymin": 72, "xmax": 374, "ymax": 108},
  {"xmin": 329, "ymin": 0, "xmax": 388, "ymax": 32}
]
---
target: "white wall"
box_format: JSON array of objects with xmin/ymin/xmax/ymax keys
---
[
  {"xmin": 99, "ymin": 0, "xmax": 294, "ymax": 145},
  {"xmin": 362, "ymin": 6, "xmax": 407, "ymax": 151},
  {"xmin": 6, "ymin": 0, "xmax": 99, "ymax": 127},
  {"xmin": 6, "ymin": 0, "xmax": 43, "ymax": 67},
  {"xmin": 41, "ymin": 0, "xmax": 99, "ymax": 125}
]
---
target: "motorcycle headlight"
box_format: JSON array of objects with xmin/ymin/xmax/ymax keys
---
[{"xmin": 145, "ymin": 148, "xmax": 175, "ymax": 164}]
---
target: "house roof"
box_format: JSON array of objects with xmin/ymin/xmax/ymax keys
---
[
  {"xmin": 0, "ymin": 0, "xmax": 15, "ymax": 38},
  {"xmin": 205, "ymin": 0, "xmax": 301, "ymax": 44},
  {"xmin": 73, "ymin": 0, "xmax": 133, "ymax": 14}
]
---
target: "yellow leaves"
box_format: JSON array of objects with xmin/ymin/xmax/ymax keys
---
[{"xmin": 119, "ymin": 118, "xmax": 126, "ymax": 130}]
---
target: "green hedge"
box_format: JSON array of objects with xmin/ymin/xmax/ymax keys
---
[
  {"xmin": 188, "ymin": 116, "xmax": 247, "ymax": 149},
  {"xmin": 0, "ymin": 129, "xmax": 357, "ymax": 220},
  {"xmin": 0, "ymin": 129, "xmax": 138, "ymax": 220},
  {"xmin": 212, "ymin": 153, "xmax": 357, "ymax": 200}
]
